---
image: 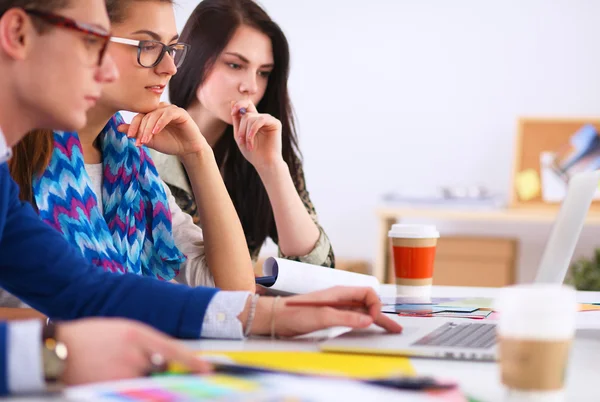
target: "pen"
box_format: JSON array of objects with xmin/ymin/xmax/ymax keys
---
[{"xmin": 284, "ymin": 301, "xmax": 365, "ymax": 308}]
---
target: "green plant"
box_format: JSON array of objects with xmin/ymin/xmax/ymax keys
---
[{"xmin": 565, "ymin": 248, "xmax": 600, "ymax": 291}]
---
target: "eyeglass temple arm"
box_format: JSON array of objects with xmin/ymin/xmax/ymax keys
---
[{"xmin": 110, "ymin": 37, "xmax": 140, "ymax": 46}]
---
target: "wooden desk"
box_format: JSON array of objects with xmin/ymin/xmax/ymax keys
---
[
  {"xmin": 0, "ymin": 308, "xmax": 46, "ymax": 321},
  {"xmin": 374, "ymin": 206, "xmax": 600, "ymax": 283}
]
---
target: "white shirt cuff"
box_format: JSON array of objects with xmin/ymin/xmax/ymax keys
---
[
  {"xmin": 8, "ymin": 320, "xmax": 44, "ymax": 394},
  {"xmin": 200, "ymin": 291, "xmax": 251, "ymax": 339}
]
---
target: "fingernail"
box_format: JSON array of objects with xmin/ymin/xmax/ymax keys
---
[
  {"xmin": 359, "ymin": 315, "xmax": 371, "ymax": 326},
  {"xmin": 239, "ymin": 108, "xmax": 247, "ymax": 115},
  {"xmin": 197, "ymin": 356, "xmax": 212, "ymax": 366}
]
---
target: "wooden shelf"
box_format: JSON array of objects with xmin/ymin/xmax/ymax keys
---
[
  {"xmin": 374, "ymin": 206, "xmax": 600, "ymax": 283},
  {"xmin": 376, "ymin": 206, "xmax": 600, "ymax": 224}
]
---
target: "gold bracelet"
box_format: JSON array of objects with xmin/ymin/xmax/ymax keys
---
[{"xmin": 270, "ymin": 296, "xmax": 281, "ymax": 340}]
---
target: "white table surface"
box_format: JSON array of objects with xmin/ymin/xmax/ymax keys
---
[
  {"xmin": 8, "ymin": 285, "xmax": 600, "ymax": 401},
  {"xmin": 182, "ymin": 285, "xmax": 600, "ymax": 402}
]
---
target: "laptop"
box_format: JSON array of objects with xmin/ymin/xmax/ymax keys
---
[
  {"xmin": 534, "ymin": 170, "xmax": 600, "ymax": 283},
  {"xmin": 321, "ymin": 170, "xmax": 600, "ymax": 361}
]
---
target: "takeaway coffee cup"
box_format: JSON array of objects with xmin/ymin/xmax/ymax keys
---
[
  {"xmin": 388, "ymin": 224, "xmax": 439, "ymax": 298},
  {"xmin": 495, "ymin": 284, "xmax": 577, "ymax": 402}
]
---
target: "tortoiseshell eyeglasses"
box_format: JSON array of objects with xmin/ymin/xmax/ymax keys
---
[{"xmin": 24, "ymin": 9, "xmax": 111, "ymax": 66}]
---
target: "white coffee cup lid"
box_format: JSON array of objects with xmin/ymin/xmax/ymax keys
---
[
  {"xmin": 388, "ymin": 224, "xmax": 439, "ymax": 239},
  {"xmin": 495, "ymin": 284, "xmax": 577, "ymax": 340},
  {"xmin": 495, "ymin": 284, "xmax": 577, "ymax": 316}
]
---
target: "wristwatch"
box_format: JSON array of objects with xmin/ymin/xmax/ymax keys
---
[{"xmin": 41, "ymin": 321, "xmax": 68, "ymax": 392}]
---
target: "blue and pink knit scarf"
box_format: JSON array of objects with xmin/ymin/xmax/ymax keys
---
[{"xmin": 33, "ymin": 113, "xmax": 185, "ymax": 280}]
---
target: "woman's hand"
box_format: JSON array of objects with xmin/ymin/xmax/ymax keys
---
[
  {"xmin": 117, "ymin": 103, "xmax": 209, "ymax": 157},
  {"xmin": 246, "ymin": 286, "xmax": 403, "ymax": 338},
  {"xmin": 231, "ymin": 100, "xmax": 283, "ymax": 172}
]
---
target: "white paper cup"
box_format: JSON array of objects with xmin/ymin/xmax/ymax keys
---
[{"xmin": 495, "ymin": 284, "xmax": 577, "ymax": 402}]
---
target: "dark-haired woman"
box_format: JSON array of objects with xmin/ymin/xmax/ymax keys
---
[{"xmin": 154, "ymin": 0, "xmax": 335, "ymax": 268}]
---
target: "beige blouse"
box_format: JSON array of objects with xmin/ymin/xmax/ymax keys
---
[{"xmin": 149, "ymin": 150, "xmax": 335, "ymax": 268}]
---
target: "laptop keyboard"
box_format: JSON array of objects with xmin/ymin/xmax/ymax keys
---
[{"xmin": 412, "ymin": 322, "xmax": 496, "ymax": 349}]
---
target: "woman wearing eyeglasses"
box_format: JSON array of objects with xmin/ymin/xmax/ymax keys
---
[{"xmin": 8, "ymin": 0, "xmax": 255, "ymax": 292}]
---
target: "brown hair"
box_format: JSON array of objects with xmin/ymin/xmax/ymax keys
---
[
  {"xmin": 9, "ymin": 0, "xmax": 174, "ymax": 203},
  {"xmin": 105, "ymin": 0, "xmax": 174, "ymax": 24},
  {"xmin": 0, "ymin": 1, "xmax": 71, "ymax": 33},
  {"xmin": 169, "ymin": 0, "xmax": 301, "ymax": 252},
  {"xmin": 2, "ymin": 0, "xmax": 70, "ymax": 202},
  {"xmin": 0, "ymin": 0, "xmax": 70, "ymax": 16}
]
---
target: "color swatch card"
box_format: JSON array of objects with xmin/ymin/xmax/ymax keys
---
[
  {"xmin": 380, "ymin": 297, "xmax": 497, "ymax": 320},
  {"xmin": 68, "ymin": 374, "xmax": 268, "ymax": 401},
  {"xmin": 381, "ymin": 305, "xmax": 478, "ymax": 314},
  {"xmin": 579, "ymin": 303, "xmax": 600, "ymax": 312},
  {"xmin": 66, "ymin": 373, "xmax": 446, "ymax": 402},
  {"xmin": 435, "ymin": 298, "xmax": 495, "ymax": 310},
  {"xmin": 432, "ymin": 310, "xmax": 493, "ymax": 320},
  {"xmin": 380, "ymin": 297, "xmax": 496, "ymax": 311},
  {"xmin": 380, "ymin": 296, "xmax": 459, "ymax": 305}
]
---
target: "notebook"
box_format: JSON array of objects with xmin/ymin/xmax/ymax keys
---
[{"xmin": 255, "ymin": 257, "xmax": 380, "ymax": 296}]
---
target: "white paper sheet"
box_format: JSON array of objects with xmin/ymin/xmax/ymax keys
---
[{"xmin": 260, "ymin": 258, "xmax": 380, "ymax": 295}]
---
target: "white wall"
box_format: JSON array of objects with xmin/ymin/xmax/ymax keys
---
[{"xmin": 167, "ymin": 0, "xmax": 600, "ymax": 280}]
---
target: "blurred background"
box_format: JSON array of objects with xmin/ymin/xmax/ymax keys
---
[{"xmin": 127, "ymin": 0, "xmax": 600, "ymax": 287}]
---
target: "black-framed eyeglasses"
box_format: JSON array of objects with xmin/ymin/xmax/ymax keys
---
[
  {"xmin": 24, "ymin": 9, "xmax": 111, "ymax": 66},
  {"xmin": 110, "ymin": 37, "xmax": 190, "ymax": 68}
]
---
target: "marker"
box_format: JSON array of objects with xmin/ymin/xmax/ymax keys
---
[{"xmin": 367, "ymin": 376, "xmax": 457, "ymax": 391}]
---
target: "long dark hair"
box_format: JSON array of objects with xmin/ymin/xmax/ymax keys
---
[{"xmin": 169, "ymin": 0, "xmax": 301, "ymax": 251}]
